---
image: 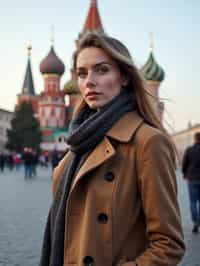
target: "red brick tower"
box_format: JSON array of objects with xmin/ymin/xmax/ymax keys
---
[{"xmin": 39, "ymin": 44, "xmax": 66, "ymax": 150}]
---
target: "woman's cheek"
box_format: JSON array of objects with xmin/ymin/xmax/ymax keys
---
[
  {"xmin": 99, "ymin": 78, "xmax": 115, "ymax": 93},
  {"xmin": 78, "ymin": 83, "xmax": 85, "ymax": 97}
]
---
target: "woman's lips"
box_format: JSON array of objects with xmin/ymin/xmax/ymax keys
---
[{"xmin": 86, "ymin": 92, "xmax": 100, "ymax": 99}]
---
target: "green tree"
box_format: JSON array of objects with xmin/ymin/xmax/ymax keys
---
[{"xmin": 6, "ymin": 102, "xmax": 41, "ymax": 152}]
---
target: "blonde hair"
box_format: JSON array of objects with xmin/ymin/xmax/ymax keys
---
[{"xmin": 72, "ymin": 33, "xmax": 164, "ymax": 132}]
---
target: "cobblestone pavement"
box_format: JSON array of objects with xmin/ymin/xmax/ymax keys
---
[
  {"xmin": 0, "ymin": 166, "xmax": 199, "ymax": 265},
  {"xmin": 0, "ymin": 166, "xmax": 52, "ymax": 266}
]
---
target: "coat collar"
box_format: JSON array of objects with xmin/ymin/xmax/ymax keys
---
[
  {"xmin": 68, "ymin": 111, "xmax": 143, "ymax": 196},
  {"xmin": 69, "ymin": 137, "xmax": 115, "ymax": 194},
  {"xmin": 106, "ymin": 111, "xmax": 143, "ymax": 142}
]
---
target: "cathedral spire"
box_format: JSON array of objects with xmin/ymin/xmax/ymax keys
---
[
  {"xmin": 22, "ymin": 43, "xmax": 35, "ymax": 95},
  {"xmin": 83, "ymin": 0, "xmax": 104, "ymax": 33}
]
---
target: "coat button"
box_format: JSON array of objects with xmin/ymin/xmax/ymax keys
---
[
  {"xmin": 98, "ymin": 213, "xmax": 108, "ymax": 223},
  {"xmin": 83, "ymin": 256, "xmax": 94, "ymax": 265},
  {"xmin": 104, "ymin": 172, "xmax": 115, "ymax": 181}
]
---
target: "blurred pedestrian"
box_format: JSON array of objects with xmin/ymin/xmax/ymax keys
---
[
  {"xmin": 22, "ymin": 147, "xmax": 34, "ymax": 178},
  {"xmin": 14, "ymin": 153, "xmax": 21, "ymax": 171},
  {"xmin": 44, "ymin": 152, "xmax": 49, "ymax": 168},
  {"xmin": 0, "ymin": 151, "xmax": 6, "ymax": 172},
  {"xmin": 7, "ymin": 152, "xmax": 14, "ymax": 170},
  {"xmin": 182, "ymin": 132, "xmax": 200, "ymax": 233}
]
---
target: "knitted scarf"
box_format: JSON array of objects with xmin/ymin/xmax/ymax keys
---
[{"xmin": 39, "ymin": 89, "xmax": 137, "ymax": 266}]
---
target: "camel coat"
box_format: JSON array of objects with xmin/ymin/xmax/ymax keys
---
[{"xmin": 52, "ymin": 111, "xmax": 185, "ymax": 266}]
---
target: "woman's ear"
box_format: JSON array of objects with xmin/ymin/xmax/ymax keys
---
[{"xmin": 121, "ymin": 75, "xmax": 130, "ymax": 87}]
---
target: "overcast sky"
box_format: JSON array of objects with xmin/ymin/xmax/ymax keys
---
[{"xmin": 0, "ymin": 0, "xmax": 199, "ymax": 132}]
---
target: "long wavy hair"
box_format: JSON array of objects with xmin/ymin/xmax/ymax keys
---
[{"xmin": 72, "ymin": 33, "xmax": 164, "ymax": 132}]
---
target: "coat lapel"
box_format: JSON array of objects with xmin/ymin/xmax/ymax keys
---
[
  {"xmin": 106, "ymin": 111, "xmax": 143, "ymax": 142},
  {"xmin": 69, "ymin": 137, "xmax": 115, "ymax": 194},
  {"xmin": 52, "ymin": 151, "xmax": 72, "ymax": 196}
]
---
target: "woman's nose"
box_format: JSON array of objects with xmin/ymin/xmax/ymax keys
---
[{"xmin": 85, "ymin": 71, "xmax": 96, "ymax": 88}]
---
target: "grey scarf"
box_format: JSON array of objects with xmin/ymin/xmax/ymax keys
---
[{"xmin": 39, "ymin": 89, "xmax": 137, "ymax": 266}]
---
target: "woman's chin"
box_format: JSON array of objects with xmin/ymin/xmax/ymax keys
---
[
  {"xmin": 87, "ymin": 101, "xmax": 102, "ymax": 110},
  {"xmin": 86, "ymin": 98, "xmax": 111, "ymax": 110}
]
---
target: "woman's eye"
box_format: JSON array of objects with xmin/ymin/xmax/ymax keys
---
[
  {"xmin": 77, "ymin": 71, "xmax": 87, "ymax": 78},
  {"xmin": 96, "ymin": 66, "xmax": 109, "ymax": 74}
]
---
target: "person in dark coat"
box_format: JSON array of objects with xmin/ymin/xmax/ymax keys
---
[
  {"xmin": 7, "ymin": 153, "xmax": 14, "ymax": 170},
  {"xmin": 0, "ymin": 151, "xmax": 6, "ymax": 172},
  {"xmin": 22, "ymin": 147, "xmax": 34, "ymax": 178},
  {"xmin": 182, "ymin": 132, "xmax": 200, "ymax": 233}
]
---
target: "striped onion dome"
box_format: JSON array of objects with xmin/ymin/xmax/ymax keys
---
[
  {"xmin": 141, "ymin": 52, "xmax": 165, "ymax": 82},
  {"xmin": 40, "ymin": 46, "xmax": 65, "ymax": 76}
]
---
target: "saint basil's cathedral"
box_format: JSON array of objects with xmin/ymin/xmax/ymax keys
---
[{"xmin": 17, "ymin": 0, "xmax": 165, "ymax": 152}]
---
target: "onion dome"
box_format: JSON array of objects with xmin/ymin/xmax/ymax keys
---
[
  {"xmin": 141, "ymin": 52, "xmax": 165, "ymax": 82},
  {"xmin": 40, "ymin": 46, "xmax": 65, "ymax": 76},
  {"xmin": 63, "ymin": 79, "xmax": 79, "ymax": 95}
]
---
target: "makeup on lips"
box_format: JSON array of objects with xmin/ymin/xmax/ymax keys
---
[{"xmin": 85, "ymin": 91, "xmax": 101, "ymax": 100}]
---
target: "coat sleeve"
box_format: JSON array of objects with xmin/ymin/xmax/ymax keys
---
[{"xmin": 122, "ymin": 133, "xmax": 185, "ymax": 266}]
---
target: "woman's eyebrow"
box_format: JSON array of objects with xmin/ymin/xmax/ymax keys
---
[
  {"xmin": 93, "ymin": 61, "xmax": 113, "ymax": 67},
  {"xmin": 76, "ymin": 61, "xmax": 113, "ymax": 71}
]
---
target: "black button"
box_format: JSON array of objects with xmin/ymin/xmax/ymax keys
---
[
  {"xmin": 98, "ymin": 213, "xmax": 108, "ymax": 223},
  {"xmin": 83, "ymin": 256, "xmax": 94, "ymax": 265},
  {"xmin": 104, "ymin": 172, "xmax": 115, "ymax": 182}
]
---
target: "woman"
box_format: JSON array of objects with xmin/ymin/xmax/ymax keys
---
[{"xmin": 40, "ymin": 33, "xmax": 185, "ymax": 266}]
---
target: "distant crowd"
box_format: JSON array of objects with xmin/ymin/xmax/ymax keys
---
[{"xmin": 0, "ymin": 148, "xmax": 65, "ymax": 178}]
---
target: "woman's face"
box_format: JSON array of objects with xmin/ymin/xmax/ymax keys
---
[{"xmin": 76, "ymin": 47, "xmax": 126, "ymax": 109}]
